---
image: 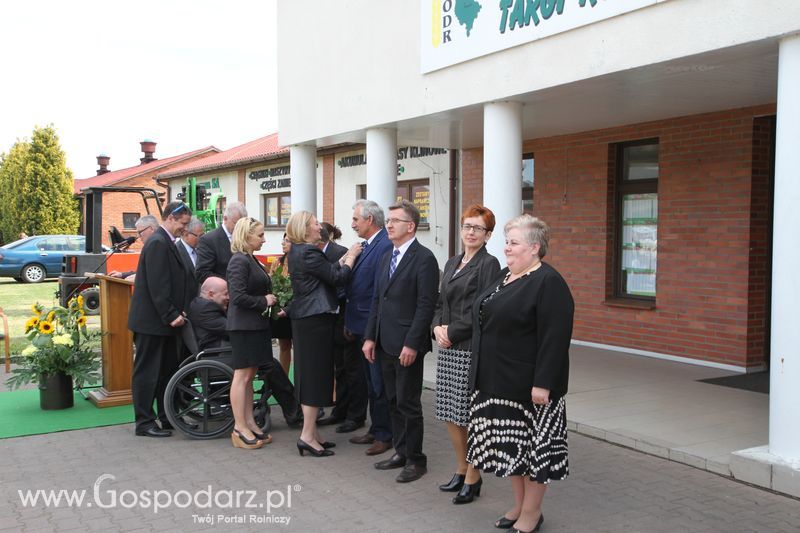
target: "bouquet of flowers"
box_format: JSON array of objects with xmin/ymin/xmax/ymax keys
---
[
  {"xmin": 6, "ymin": 297, "xmax": 101, "ymax": 390},
  {"xmin": 265, "ymin": 263, "xmax": 293, "ymax": 319}
]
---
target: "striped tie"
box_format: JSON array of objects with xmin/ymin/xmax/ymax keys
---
[{"xmin": 389, "ymin": 249, "xmax": 400, "ymax": 278}]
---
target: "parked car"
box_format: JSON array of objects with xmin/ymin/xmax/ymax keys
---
[{"xmin": 0, "ymin": 235, "xmax": 91, "ymax": 283}]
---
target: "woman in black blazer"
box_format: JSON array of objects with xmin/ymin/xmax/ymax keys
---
[
  {"xmin": 285, "ymin": 211, "xmax": 362, "ymax": 457},
  {"xmin": 432, "ymin": 205, "xmax": 500, "ymax": 504},
  {"xmin": 466, "ymin": 215, "xmax": 574, "ymax": 533},
  {"xmin": 226, "ymin": 217, "xmax": 277, "ymax": 450}
]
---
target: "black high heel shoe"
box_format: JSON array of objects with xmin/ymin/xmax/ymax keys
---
[
  {"xmin": 509, "ymin": 514, "xmax": 543, "ymax": 533},
  {"xmin": 321, "ymin": 441, "xmax": 336, "ymax": 449},
  {"xmin": 296, "ymin": 439, "xmax": 334, "ymax": 457},
  {"xmin": 438, "ymin": 473, "xmax": 465, "ymax": 492},
  {"xmin": 452, "ymin": 477, "xmax": 482, "ymax": 504}
]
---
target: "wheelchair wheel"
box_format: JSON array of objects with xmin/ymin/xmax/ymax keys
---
[{"xmin": 165, "ymin": 359, "xmax": 234, "ymax": 440}]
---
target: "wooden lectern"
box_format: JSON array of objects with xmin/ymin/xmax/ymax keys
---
[{"xmin": 88, "ymin": 274, "xmax": 134, "ymax": 407}]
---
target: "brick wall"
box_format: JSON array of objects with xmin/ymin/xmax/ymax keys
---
[
  {"xmin": 322, "ymin": 154, "xmax": 335, "ymax": 222},
  {"xmin": 461, "ymin": 104, "xmax": 775, "ymax": 368}
]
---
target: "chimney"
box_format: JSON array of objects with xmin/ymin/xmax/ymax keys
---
[
  {"xmin": 140, "ymin": 139, "xmax": 157, "ymax": 164},
  {"xmin": 96, "ymin": 154, "xmax": 110, "ymax": 175}
]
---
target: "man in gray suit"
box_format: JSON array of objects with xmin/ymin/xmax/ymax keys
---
[{"xmin": 177, "ymin": 217, "xmax": 205, "ymax": 306}]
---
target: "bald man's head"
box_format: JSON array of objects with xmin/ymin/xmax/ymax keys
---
[{"xmin": 200, "ymin": 277, "xmax": 229, "ymax": 310}]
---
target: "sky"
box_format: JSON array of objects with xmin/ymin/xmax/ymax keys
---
[{"xmin": 0, "ymin": 0, "xmax": 278, "ymax": 180}]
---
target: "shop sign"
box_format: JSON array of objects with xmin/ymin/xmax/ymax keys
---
[
  {"xmin": 337, "ymin": 147, "xmax": 448, "ymax": 168},
  {"xmin": 249, "ymin": 165, "xmax": 291, "ymax": 191},
  {"xmin": 421, "ymin": 0, "xmax": 666, "ymax": 73}
]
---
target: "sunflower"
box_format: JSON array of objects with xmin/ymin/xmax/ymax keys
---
[
  {"xmin": 25, "ymin": 317, "xmax": 40, "ymax": 332},
  {"xmin": 77, "ymin": 316, "xmax": 87, "ymax": 327},
  {"xmin": 46, "ymin": 311, "xmax": 56, "ymax": 322},
  {"xmin": 38, "ymin": 320, "xmax": 55, "ymax": 335},
  {"xmin": 31, "ymin": 303, "xmax": 42, "ymax": 316},
  {"xmin": 77, "ymin": 295, "xmax": 84, "ymax": 308}
]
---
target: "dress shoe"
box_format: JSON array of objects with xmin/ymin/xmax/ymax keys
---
[
  {"xmin": 335, "ymin": 420, "xmax": 364, "ymax": 433},
  {"xmin": 321, "ymin": 441, "xmax": 336, "ymax": 449},
  {"xmin": 159, "ymin": 420, "xmax": 174, "ymax": 431},
  {"xmin": 231, "ymin": 429, "xmax": 263, "ymax": 449},
  {"xmin": 374, "ymin": 453, "xmax": 406, "ymax": 470},
  {"xmin": 452, "ymin": 477, "xmax": 482, "ymax": 504},
  {"xmin": 135, "ymin": 426, "xmax": 172, "ymax": 438},
  {"xmin": 508, "ymin": 514, "xmax": 543, "ymax": 533},
  {"xmin": 349, "ymin": 433, "xmax": 375, "ymax": 445},
  {"xmin": 365, "ymin": 440, "xmax": 392, "ymax": 456},
  {"xmin": 317, "ymin": 415, "xmax": 343, "ymax": 426},
  {"xmin": 495, "ymin": 516, "xmax": 517, "ymax": 529},
  {"xmin": 396, "ymin": 464, "xmax": 427, "ymax": 483},
  {"xmin": 439, "ymin": 473, "xmax": 465, "ymax": 492},
  {"xmin": 296, "ymin": 439, "xmax": 334, "ymax": 457}
]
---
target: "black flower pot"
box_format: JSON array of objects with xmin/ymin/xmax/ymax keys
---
[{"xmin": 39, "ymin": 372, "xmax": 74, "ymax": 410}]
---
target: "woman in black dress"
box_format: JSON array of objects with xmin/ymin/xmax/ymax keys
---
[
  {"xmin": 432, "ymin": 204, "xmax": 500, "ymax": 504},
  {"xmin": 285, "ymin": 211, "xmax": 362, "ymax": 457},
  {"xmin": 467, "ymin": 215, "xmax": 574, "ymax": 533},
  {"xmin": 226, "ymin": 217, "xmax": 277, "ymax": 450}
]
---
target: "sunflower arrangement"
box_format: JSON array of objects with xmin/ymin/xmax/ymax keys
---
[{"xmin": 6, "ymin": 298, "xmax": 101, "ymax": 390}]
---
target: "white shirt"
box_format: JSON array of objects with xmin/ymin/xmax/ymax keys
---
[
  {"xmin": 391, "ymin": 237, "xmax": 416, "ymax": 269},
  {"xmin": 223, "ymin": 225, "xmax": 233, "ymax": 242},
  {"xmin": 178, "ymin": 238, "xmax": 197, "ymax": 267},
  {"xmin": 365, "ymin": 228, "xmax": 384, "ymax": 246}
]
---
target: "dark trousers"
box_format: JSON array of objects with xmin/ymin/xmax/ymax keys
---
[
  {"xmin": 331, "ymin": 329, "xmax": 368, "ymax": 424},
  {"xmin": 132, "ymin": 332, "xmax": 179, "ymax": 432},
  {"xmin": 378, "ymin": 346, "xmax": 426, "ymax": 466},
  {"xmin": 364, "ymin": 338, "xmax": 392, "ymax": 442},
  {"xmin": 259, "ymin": 356, "xmax": 300, "ymax": 422}
]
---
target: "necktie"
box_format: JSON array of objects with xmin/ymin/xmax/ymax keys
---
[
  {"xmin": 389, "ymin": 249, "xmax": 400, "ymax": 278},
  {"xmin": 361, "ymin": 240, "xmax": 368, "ymax": 250},
  {"xmin": 190, "ymin": 248, "xmax": 197, "ymax": 267}
]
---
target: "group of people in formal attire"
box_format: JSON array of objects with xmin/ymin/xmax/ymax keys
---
[{"xmin": 126, "ymin": 196, "xmax": 574, "ymax": 533}]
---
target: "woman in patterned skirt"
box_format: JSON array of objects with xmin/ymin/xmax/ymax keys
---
[
  {"xmin": 466, "ymin": 215, "xmax": 574, "ymax": 533},
  {"xmin": 433, "ymin": 205, "xmax": 500, "ymax": 504}
]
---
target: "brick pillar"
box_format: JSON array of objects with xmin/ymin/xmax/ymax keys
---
[
  {"xmin": 237, "ymin": 169, "xmax": 246, "ymax": 204},
  {"xmin": 322, "ymin": 154, "xmax": 335, "ymax": 222}
]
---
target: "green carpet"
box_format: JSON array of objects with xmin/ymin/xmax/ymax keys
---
[{"xmin": 0, "ymin": 388, "xmax": 134, "ymax": 439}]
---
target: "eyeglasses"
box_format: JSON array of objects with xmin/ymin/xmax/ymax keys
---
[
  {"xmin": 386, "ymin": 218, "xmax": 412, "ymax": 225},
  {"xmin": 186, "ymin": 232, "xmax": 203, "ymax": 238},
  {"xmin": 460, "ymin": 224, "xmax": 488, "ymax": 233},
  {"xmin": 170, "ymin": 203, "xmax": 188, "ymax": 216},
  {"xmin": 136, "ymin": 226, "xmax": 154, "ymax": 237}
]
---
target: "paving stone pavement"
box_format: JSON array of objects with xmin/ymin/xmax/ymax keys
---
[{"xmin": 1, "ymin": 389, "xmax": 798, "ymax": 532}]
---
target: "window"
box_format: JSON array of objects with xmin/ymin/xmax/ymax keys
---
[
  {"xmin": 614, "ymin": 140, "xmax": 659, "ymax": 300},
  {"xmin": 356, "ymin": 184, "xmax": 367, "ymax": 200},
  {"xmin": 263, "ymin": 193, "xmax": 291, "ymax": 228},
  {"xmin": 66, "ymin": 237, "xmax": 85, "ymax": 252},
  {"xmin": 122, "ymin": 212, "xmax": 140, "ymax": 230},
  {"xmin": 37, "ymin": 237, "xmax": 68, "ymax": 251},
  {"xmin": 396, "ymin": 179, "xmax": 430, "ymax": 227},
  {"xmin": 522, "ymin": 153, "xmax": 534, "ymax": 214}
]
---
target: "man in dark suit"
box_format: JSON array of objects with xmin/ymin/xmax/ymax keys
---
[
  {"xmin": 177, "ymin": 216, "xmax": 204, "ymax": 325},
  {"xmin": 316, "ymin": 223, "xmax": 367, "ymax": 432},
  {"xmin": 343, "ymin": 201, "xmax": 393, "ymax": 455},
  {"xmin": 128, "ymin": 201, "xmax": 194, "ymax": 437},
  {"xmin": 363, "ymin": 200, "xmax": 439, "ymax": 482},
  {"xmin": 188, "ymin": 277, "xmax": 302, "ymax": 428},
  {"xmin": 195, "ymin": 201, "xmax": 247, "ymax": 284}
]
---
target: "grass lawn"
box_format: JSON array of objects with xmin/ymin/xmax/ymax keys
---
[{"xmin": 0, "ymin": 280, "xmax": 100, "ymax": 355}]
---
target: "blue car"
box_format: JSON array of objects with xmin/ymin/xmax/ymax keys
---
[{"xmin": 0, "ymin": 235, "xmax": 89, "ymax": 283}]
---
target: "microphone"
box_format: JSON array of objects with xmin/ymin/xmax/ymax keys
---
[{"xmin": 111, "ymin": 236, "xmax": 137, "ymax": 251}]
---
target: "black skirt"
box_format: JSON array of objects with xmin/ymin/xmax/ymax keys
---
[
  {"xmin": 270, "ymin": 316, "xmax": 293, "ymax": 340},
  {"xmin": 229, "ymin": 330, "xmax": 272, "ymax": 370},
  {"xmin": 467, "ymin": 390, "xmax": 569, "ymax": 483},
  {"xmin": 291, "ymin": 314, "xmax": 336, "ymax": 407}
]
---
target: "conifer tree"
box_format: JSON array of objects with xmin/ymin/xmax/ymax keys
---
[
  {"xmin": 0, "ymin": 125, "xmax": 79, "ymax": 241},
  {"xmin": 0, "ymin": 139, "xmax": 31, "ymax": 243}
]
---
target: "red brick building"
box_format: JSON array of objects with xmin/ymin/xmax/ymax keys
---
[{"xmin": 73, "ymin": 141, "xmax": 218, "ymax": 248}]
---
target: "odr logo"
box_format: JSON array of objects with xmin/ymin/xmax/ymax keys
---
[{"xmin": 431, "ymin": 0, "xmax": 482, "ymax": 48}]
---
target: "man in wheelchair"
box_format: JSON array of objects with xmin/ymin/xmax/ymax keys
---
[{"xmin": 188, "ymin": 277, "xmax": 303, "ymax": 429}]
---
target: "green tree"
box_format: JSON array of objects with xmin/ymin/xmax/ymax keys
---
[
  {"xmin": 0, "ymin": 139, "xmax": 31, "ymax": 243},
  {"xmin": 0, "ymin": 125, "xmax": 79, "ymax": 242}
]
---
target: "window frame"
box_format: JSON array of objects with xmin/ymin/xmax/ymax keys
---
[
  {"xmin": 262, "ymin": 192, "xmax": 291, "ymax": 229},
  {"xmin": 396, "ymin": 178, "xmax": 430, "ymax": 230},
  {"xmin": 522, "ymin": 152, "xmax": 534, "ymax": 214},
  {"xmin": 613, "ymin": 138, "xmax": 659, "ymax": 301},
  {"xmin": 122, "ymin": 212, "xmax": 140, "ymax": 231}
]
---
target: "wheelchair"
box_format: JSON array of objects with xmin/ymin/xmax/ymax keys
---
[{"xmin": 163, "ymin": 319, "xmax": 272, "ymax": 440}]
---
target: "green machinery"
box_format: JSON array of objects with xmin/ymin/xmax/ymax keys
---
[{"xmin": 176, "ymin": 177, "xmax": 223, "ymax": 230}]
